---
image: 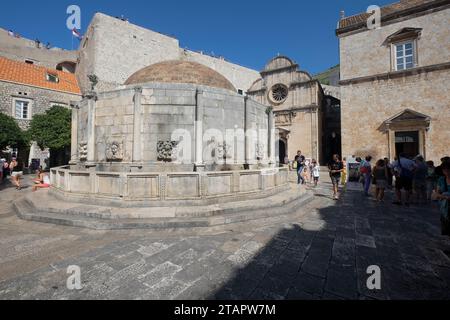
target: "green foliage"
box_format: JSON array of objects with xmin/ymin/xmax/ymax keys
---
[
  {"xmin": 0, "ymin": 113, "xmax": 29, "ymax": 150},
  {"xmin": 28, "ymin": 105, "xmax": 72, "ymax": 150}
]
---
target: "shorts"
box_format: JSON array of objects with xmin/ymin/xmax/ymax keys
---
[
  {"xmin": 395, "ymin": 176, "xmax": 412, "ymax": 191},
  {"xmin": 376, "ymin": 180, "xmax": 387, "ymax": 189},
  {"xmin": 313, "ymin": 176, "xmax": 319, "ymax": 182},
  {"xmin": 330, "ymin": 175, "xmax": 340, "ymax": 186},
  {"xmin": 11, "ymin": 171, "xmax": 23, "ymax": 178}
]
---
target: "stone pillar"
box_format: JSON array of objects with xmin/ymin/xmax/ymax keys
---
[
  {"xmin": 194, "ymin": 90, "xmax": 205, "ymax": 172},
  {"xmin": 86, "ymin": 92, "xmax": 97, "ymax": 163},
  {"xmin": 244, "ymin": 96, "xmax": 251, "ymax": 168},
  {"xmin": 133, "ymin": 87, "xmax": 143, "ymax": 162},
  {"xmin": 69, "ymin": 104, "xmax": 79, "ymax": 165},
  {"xmin": 268, "ymin": 110, "xmax": 275, "ymax": 166}
]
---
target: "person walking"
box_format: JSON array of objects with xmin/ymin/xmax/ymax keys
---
[
  {"xmin": 328, "ymin": 154, "xmax": 344, "ymax": 200},
  {"xmin": 9, "ymin": 158, "xmax": 23, "ymax": 190},
  {"xmin": 373, "ymin": 159, "xmax": 388, "ymax": 202},
  {"xmin": 392, "ymin": 153, "xmax": 415, "ymax": 206},
  {"xmin": 296, "ymin": 150, "xmax": 306, "ymax": 185}
]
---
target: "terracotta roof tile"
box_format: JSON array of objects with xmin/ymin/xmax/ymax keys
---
[
  {"xmin": 338, "ymin": 0, "xmax": 440, "ymax": 31},
  {"xmin": 0, "ymin": 56, "xmax": 81, "ymax": 95}
]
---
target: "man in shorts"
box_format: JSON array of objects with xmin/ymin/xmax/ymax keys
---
[
  {"xmin": 328, "ymin": 154, "xmax": 344, "ymax": 200},
  {"xmin": 393, "ymin": 153, "xmax": 416, "ymax": 206}
]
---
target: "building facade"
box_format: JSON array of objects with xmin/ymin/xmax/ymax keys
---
[
  {"xmin": 337, "ymin": 0, "xmax": 450, "ymax": 163},
  {"xmin": 0, "ymin": 56, "xmax": 81, "ymax": 167},
  {"xmin": 247, "ymin": 56, "xmax": 324, "ymax": 164},
  {"xmin": 76, "ymin": 13, "xmax": 260, "ymax": 95}
]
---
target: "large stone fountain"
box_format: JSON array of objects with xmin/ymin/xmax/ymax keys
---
[{"xmin": 15, "ymin": 61, "xmax": 312, "ymax": 229}]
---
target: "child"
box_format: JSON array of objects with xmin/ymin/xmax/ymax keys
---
[{"xmin": 311, "ymin": 159, "xmax": 320, "ymax": 187}]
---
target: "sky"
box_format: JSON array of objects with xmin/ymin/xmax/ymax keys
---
[{"xmin": 0, "ymin": 0, "xmax": 394, "ymax": 74}]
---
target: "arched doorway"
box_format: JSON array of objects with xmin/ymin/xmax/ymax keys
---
[{"xmin": 278, "ymin": 139, "xmax": 287, "ymax": 164}]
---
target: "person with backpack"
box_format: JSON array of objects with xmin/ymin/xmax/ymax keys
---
[{"xmin": 392, "ymin": 153, "xmax": 416, "ymax": 206}]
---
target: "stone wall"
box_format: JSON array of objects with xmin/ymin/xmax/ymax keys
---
[
  {"xmin": 75, "ymin": 83, "xmax": 273, "ymax": 170},
  {"xmin": 0, "ymin": 81, "xmax": 81, "ymax": 130},
  {"xmin": 0, "ymin": 28, "xmax": 78, "ymax": 70},
  {"xmin": 339, "ymin": 8, "xmax": 450, "ymax": 80},
  {"xmin": 340, "ymin": 68, "xmax": 450, "ymax": 163},
  {"xmin": 76, "ymin": 13, "xmax": 260, "ymax": 93},
  {"xmin": 50, "ymin": 166, "xmax": 289, "ymax": 207},
  {"xmin": 339, "ymin": 6, "xmax": 450, "ymax": 163}
]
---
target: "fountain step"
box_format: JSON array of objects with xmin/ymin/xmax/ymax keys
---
[{"xmin": 14, "ymin": 185, "xmax": 313, "ymax": 230}]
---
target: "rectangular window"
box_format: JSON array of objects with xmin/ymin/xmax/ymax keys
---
[
  {"xmin": 395, "ymin": 41, "xmax": 415, "ymax": 71},
  {"xmin": 15, "ymin": 100, "xmax": 29, "ymax": 119},
  {"xmin": 46, "ymin": 73, "xmax": 59, "ymax": 83}
]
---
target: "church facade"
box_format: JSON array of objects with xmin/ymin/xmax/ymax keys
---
[
  {"xmin": 247, "ymin": 56, "xmax": 325, "ymax": 164},
  {"xmin": 337, "ymin": 0, "xmax": 450, "ymax": 163}
]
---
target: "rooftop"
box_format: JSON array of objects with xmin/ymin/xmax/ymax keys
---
[
  {"xmin": 337, "ymin": 0, "xmax": 444, "ymax": 34},
  {"xmin": 0, "ymin": 56, "xmax": 81, "ymax": 95}
]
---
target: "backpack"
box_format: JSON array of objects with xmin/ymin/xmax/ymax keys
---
[{"xmin": 398, "ymin": 159, "xmax": 413, "ymax": 179}]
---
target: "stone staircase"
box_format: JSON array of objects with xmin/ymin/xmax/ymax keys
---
[{"xmin": 14, "ymin": 185, "xmax": 314, "ymax": 230}]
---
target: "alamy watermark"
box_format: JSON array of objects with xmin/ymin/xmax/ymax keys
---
[
  {"xmin": 67, "ymin": 265, "xmax": 83, "ymax": 290},
  {"xmin": 367, "ymin": 5, "xmax": 381, "ymax": 30},
  {"xmin": 367, "ymin": 265, "xmax": 381, "ymax": 290}
]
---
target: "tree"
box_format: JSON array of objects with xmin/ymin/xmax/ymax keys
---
[
  {"xmin": 29, "ymin": 105, "xmax": 72, "ymax": 167},
  {"xmin": 0, "ymin": 113, "xmax": 29, "ymax": 151}
]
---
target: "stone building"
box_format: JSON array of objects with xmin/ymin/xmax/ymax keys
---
[
  {"xmin": 337, "ymin": 0, "xmax": 450, "ymax": 162},
  {"xmin": 76, "ymin": 13, "xmax": 260, "ymax": 94},
  {"xmin": 0, "ymin": 56, "xmax": 81, "ymax": 167},
  {"xmin": 247, "ymin": 56, "xmax": 324, "ymax": 164}
]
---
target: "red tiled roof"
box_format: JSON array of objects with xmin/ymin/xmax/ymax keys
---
[
  {"xmin": 337, "ymin": 0, "xmax": 442, "ymax": 31},
  {"xmin": 0, "ymin": 56, "xmax": 81, "ymax": 95}
]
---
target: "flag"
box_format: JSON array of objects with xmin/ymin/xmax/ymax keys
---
[{"xmin": 72, "ymin": 28, "xmax": 82, "ymax": 40}]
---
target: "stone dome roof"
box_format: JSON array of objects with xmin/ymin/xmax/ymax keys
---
[{"xmin": 124, "ymin": 60, "xmax": 236, "ymax": 92}]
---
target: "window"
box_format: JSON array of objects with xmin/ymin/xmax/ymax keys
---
[
  {"xmin": 13, "ymin": 98, "xmax": 32, "ymax": 120},
  {"xmin": 395, "ymin": 41, "xmax": 415, "ymax": 71},
  {"xmin": 237, "ymin": 89, "xmax": 244, "ymax": 95},
  {"xmin": 269, "ymin": 84, "xmax": 289, "ymax": 104},
  {"xmin": 46, "ymin": 73, "xmax": 59, "ymax": 83}
]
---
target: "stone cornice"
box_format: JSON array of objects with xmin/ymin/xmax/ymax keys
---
[
  {"xmin": 336, "ymin": 0, "xmax": 450, "ymax": 37},
  {"xmin": 339, "ymin": 62, "xmax": 450, "ymax": 86},
  {"xmin": 260, "ymin": 64, "xmax": 299, "ymax": 76},
  {"xmin": 274, "ymin": 104, "xmax": 320, "ymax": 114}
]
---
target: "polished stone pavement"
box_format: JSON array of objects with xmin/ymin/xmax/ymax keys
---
[{"xmin": 0, "ymin": 174, "xmax": 449, "ymax": 300}]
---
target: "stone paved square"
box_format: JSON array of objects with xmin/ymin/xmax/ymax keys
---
[{"xmin": 1, "ymin": 175, "xmax": 449, "ymax": 300}]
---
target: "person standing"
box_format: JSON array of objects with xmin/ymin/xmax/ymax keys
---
[
  {"xmin": 296, "ymin": 150, "xmax": 306, "ymax": 185},
  {"xmin": 360, "ymin": 156, "xmax": 373, "ymax": 197},
  {"xmin": 433, "ymin": 162, "xmax": 450, "ymax": 236},
  {"xmin": 9, "ymin": 158, "xmax": 23, "ymax": 190},
  {"xmin": 413, "ymin": 155, "xmax": 428, "ymax": 205},
  {"xmin": 328, "ymin": 154, "xmax": 344, "ymax": 200},
  {"xmin": 392, "ymin": 153, "xmax": 415, "ymax": 206},
  {"xmin": 426, "ymin": 161, "xmax": 438, "ymax": 202},
  {"xmin": 373, "ymin": 159, "xmax": 388, "ymax": 202},
  {"xmin": 341, "ymin": 157, "xmax": 348, "ymax": 187},
  {"xmin": 384, "ymin": 158, "xmax": 394, "ymax": 188},
  {"xmin": 311, "ymin": 159, "xmax": 320, "ymax": 188}
]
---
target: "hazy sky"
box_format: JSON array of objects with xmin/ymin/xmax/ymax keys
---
[{"xmin": 0, "ymin": 0, "xmax": 394, "ymax": 74}]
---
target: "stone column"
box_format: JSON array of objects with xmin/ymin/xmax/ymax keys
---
[
  {"xmin": 194, "ymin": 90, "xmax": 205, "ymax": 172},
  {"xmin": 133, "ymin": 87, "xmax": 143, "ymax": 162},
  {"xmin": 244, "ymin": 96, "xmax": 251, "ymax": 168},
  {"xmin": 268, "ymin": 110, "xmax": 275, "ymax": 166},
  {"xmin": 69, "ymin": 104, "xmax": 79, "ymax": 165},
  {"xmin": 86, "ymin": 92, "xmax": 97, "ymax": 164}
]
